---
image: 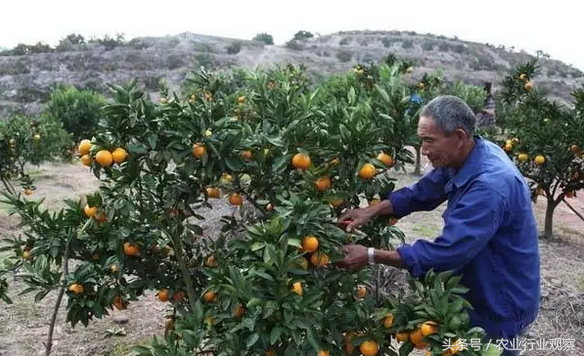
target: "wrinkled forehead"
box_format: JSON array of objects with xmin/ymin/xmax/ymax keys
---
[{"xmin": 417, "ymin": 116, "xmax": 444, "ymax": 138}]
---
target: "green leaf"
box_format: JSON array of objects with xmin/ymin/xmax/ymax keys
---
[
  {"xmin": 270, "ymin": 326, "xmax": 283, "ymax": 345},
  {"xmin": 130, "ymin": 346, "xmax": 153, "ymax": 356},
  {"xmin": 245, "ymin": 333, "xmax": 260, "ymax": 348}
]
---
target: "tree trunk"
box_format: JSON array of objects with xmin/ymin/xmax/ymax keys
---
[
  {"xmin": 543, "ymin": 198, "xmax": 555, "ymax": 239},
  {"xmin": 414, "ymin": 146, "xmax": 422, "ymax": 176}
]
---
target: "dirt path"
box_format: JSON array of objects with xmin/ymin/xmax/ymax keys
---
[{"xmin": 1, "ymin": 160, "xmax": 583, "ymax": 356}]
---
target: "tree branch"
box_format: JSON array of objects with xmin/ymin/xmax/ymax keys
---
[{"xmin": 562, "ymin": 198, "xmax": 584, "ymax": 223}]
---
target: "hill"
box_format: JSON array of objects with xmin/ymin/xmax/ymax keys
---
[{"xmin": 1, "ymin": 30, "xmax": 583, "ymax": 117}]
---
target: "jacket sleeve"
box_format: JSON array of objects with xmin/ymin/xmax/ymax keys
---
[
  {"xmin": 387, "ymin": 168, "xmax": 448, "ymax": 219},
  {"xmin": 396, "ymin": 182, "xmax": 506, "ymax": 278}
]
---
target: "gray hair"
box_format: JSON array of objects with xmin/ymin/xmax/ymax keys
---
[{"xmin": 420, "ymin": 95, "xmax": 477, "ymax": 136}]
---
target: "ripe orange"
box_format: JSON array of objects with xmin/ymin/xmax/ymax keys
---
[
  {"xmin": 123, "ymin": 242, "xmax": 139, "ymax": 256},
  {"xmin": 24, "ymin": 188, "xmax": 33, "ymax": 196},
  {"xmin": 357, "ymin": 285, "xmax": 366, "ymax": 298},
  {"xmin": 534, "ymin": 155, "xmax": 545, "ymax": 165},
  {"xmin": 81, "ymin": 154, "xmax": 92, "ymax": 166},
  {"xmin": 68, "ymin": 283, "xmax": 84, "ymax": 295},
  {"xmin": 504, "ymin": 143, "xmax": 513, "ymax": 152},
  {"xmin": 291, "ymin": 153, "xmax": 311, "ymax": 170},
  {"xmin": 241, "ymin": 150, "xmax": 253, "ymax": 161},
  {"xmin": 377, "ymin": 152, "xmax": 393, "ymax": 166},
  {"xmin": 317, "ymin": 350, "xmax": 330, "ymax": 356},
  {"xmin": 519, "ymin": 73, "xmax": 527, "ymax": 81},
  {"xmin": 95, "ymin": 150, "xmax": 113, "ymax": 167},
  {"xmin": 517, "ymin": 153, "xmax": 528, "ymax": 162},
  {"xmin": 84, "ymin": 204, "xmax": 97, "ymax": 218},
  {"xmin": 383, "ymin": 314, "xmax": 394, "ymax": 328},
  {"xmin": 525, "ymin": 81, "xmax": 533, "ymax": 91},
  {"xmin": 78, "ymin": 139, "xmax": 92, "ymax": 155},
  {"xmin": 112, "ymin": 147, "xmax": 128, "ymax": 164},
  {"xmin": 228, "ymin": 193, "xmax": 243, "ymax": 206},
  {"xmin": 237, "ymin": 96, "xmax": 246, "ymax": 104},
  {"xmin": 359, "ymin": 340, "xmax": 379, "ymax": 356},
  {"xmin": 192, "ymin": 143, "xmax": 206, "ymax": 158},
  {"xmin": 418, "ymin": 82, "xmax": 425, "ymax": 90},
  {"xmin": 113, "ymin": 296, "xmax": 126, "ymax": 310},
  {"xmin": 315, "ymin": 176, "xmax": 331, "ymax": 191},
  {"xmin": 22, "ymin": 250, "xmax": 32, "ymax": 260},
  {"xmin": 301, "ymin": 235, "xmax": 319, "ymax": 253},
  {"xmin": 204, "ymin": 291, "xmax": 217, "ymax": 303},
  {"xmin": 205, "ymin": 255, "xmax": 217, "ymax": 267},
  {"xmin": 396, "ymin": 331, "xmax": 409, "ymax": 342},
  {"xmin": 291, "ymin": 281, "xmax": 303, "ymax": 296},
  {"xmin": 359, "ymin": 163, "xmax": 376, "ymax": 179},
  {"xmin": 234, "ymin": 303, "xmax": 245, "ymax": 318},
  {"xmin": 421, "ymin": 321, "xmax": 438, "ymax": 336},
  {"xmin": 206, "ymin": 187, "xmax": 221, "ymax": 198},
  {"xmin": 158, "ymin": 289, "xmax": 170, "ymax": 302},
  {"xmin": 310, "ymin": 251, "xmax": 329, "ymax": 266},
  {"xmin": 409, "ymin": 328, "xmax": 424, "ymax": 345}
]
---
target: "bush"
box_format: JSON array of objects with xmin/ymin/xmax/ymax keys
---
[
  {"xmin": 42, "ymin": 86, "xmax": 107, "ymax": 143},
  {"xmin": 252, "ymin": 33, "xmax": 274, "ymax": 45}
]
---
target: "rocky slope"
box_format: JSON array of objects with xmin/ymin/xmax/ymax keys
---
[{"xmin": 1, "ymin": 30, "xmax": 583, "ymax": 118}]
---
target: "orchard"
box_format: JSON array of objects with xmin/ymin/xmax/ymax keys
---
[{"xmin": 3, "ymin": 57, "xmax": 579, "ymax": 356}]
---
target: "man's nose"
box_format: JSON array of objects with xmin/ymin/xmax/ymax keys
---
[{"xmin": 421, "ymin": 144, "xmax": 431, "ymax": 156}]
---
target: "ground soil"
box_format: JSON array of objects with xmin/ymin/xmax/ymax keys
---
[{"xmin": 0, "ymin": 159, "xmax": 583, "ymax": 356}]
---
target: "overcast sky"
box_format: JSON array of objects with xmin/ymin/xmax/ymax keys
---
[{"xmin": 1, "ymin": 0, "xmax": 582, "ymax": 70}]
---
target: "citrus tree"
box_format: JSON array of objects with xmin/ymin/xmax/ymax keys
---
[
  {"xmin": 0, "ymin": 114, "xmax": 72, "ymax": 194},
  {"xmin": 497, "ymin": 60, "xmax": 584, "ymax": 239},
  {"xmin": 1, "ymin": 63, "xmax": 494, "ymax": 356}
]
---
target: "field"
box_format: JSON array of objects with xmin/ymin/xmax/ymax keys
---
[{"xmin": 1, "ymin": 154, "xmax": 583, "ymax": 356}]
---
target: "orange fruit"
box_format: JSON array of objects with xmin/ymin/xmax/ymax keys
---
[
  {"xmin": 95, "ymin": 150, "xmax": 113, "ymax": 167},
  {"xmin": 519, "ymin": 73, "xmax": 527, "ymax": 81},
  {"xmin": 396, "ymin": 331, "xmax": 409, "ymax": 342},
  {"xmin": 359, "ymin": 163, "xmax": 376, "ymax": 179},
  {"xmin": 291, "ymin": 153, "xmax": 311, "ymax": 170},
  {"xmin": 301, "ymin": 235, "xmax": 319, "ymax": 253},
  {"xmin": 383, "ymin": 314, "xmax": 394, "ymax": 328},
  {"xmin": 534, "ymin": 155, "xmax": 545, "ymax": 165},
  {"xmin": 315, "ymin": 176, "xmax": 331, "ymax": 191},
  {"xmin": 34, "ymin": 134, "xmax": 41, "ymax": 141},
  {"xmin": 234, "ymin": 303, "xmax": 245, "ymax": 318},
  {"xmin": 81, "ymin": 154, "xmax": 92, "ymax": 166},
  {"xmin": 112, "ymin": 147, "xmax": 128, "ymax": 164},
  {"xmin": 409, "ymin": 328, "xmax": 424, "ymax": 345},
  {"xmin": 24, "ymin": 188, "xmax": 33, "ymax": 196},
  {"xmin": 317, "ymin": 351, "xmax": 330, "ymax": 356},
  {"xmin": 310, "ymin": 251, "xmax": 329, "ymax": 267},
  {"xmin": 266, "ymin": 349, "xmax": 275, "ymax": 356},
  {"xmin": 123, "ymin": 242, "xmax": 139, "ymax": 257},
  {"xmin": 113, "ymin": 296, "xmax": 126, "ymax": 310},
  {"xmin": 192, "ymin": 143, "xmax": 206, "ymax": 158},
  {"xmin": 84, "ymin": 204, "xmax": 97, "ymax": 218},
  {"xmin": 504, "ymin": 143, "xmax": 513, "ymax": 152},
  {"xmin": 421, "ymin": 321, "xmax": 438, "ymax": 336},
  {"xmin": 357, "ymin": 285, "xmax": 366, "ymax": 298},
  {"xmin": 95, "ymin": 210, "xmax": 107, "ymax": 223},
  {"xmin": 525, "ymin": 81, "xmax": 533, "ymax": 91},
  {"xmin": 68, "ymin": 283, "xmax": 84, "ymax": 295},
  {"xmin": 205, "ymin": 255, "xmax": 217, "ymax": 267},
  {"xmin": 359, "ymin": 340, "xmax": 379, "ymax": 356},
  {"xmin": 22, "ymin": 250, "xmax": 32, "ymax": 260},
  {"xmin": 206, "ymin": 187, "xmax": 221, "ymax": 198},
  {"xmin": 291, "ymin": 282, "xmax": 303, "ymax": 296},
  {"xmin": 158, "ymin": 289, "xmax": 170, "ymax": 302},
  {"xmin": 377, "ymin": 152, "xmax": 393, "ymax": 166},
  {"xmin": 204, "ymin": 291, "xmax": 216, "ymax": 303},
  {"xmin": 330, "ymin": 198, "xmax": 344, "ymax": 207},
  {"xmin": 237, "ymin": 96, "xmax": 246, "ymax": 104},
  {"xmin": 228, "ymin": 193, "xmax": 243, "ymax": 206},
  {"xmin": 110, "ymin": 264, "xmax": 118, "ymax": 274},
  {"xmin": 517, "ymin": 153, "xmax": 528, "ymax": 162},
  {"xmin": 78, "ymin": 139, "xmax": 92, "ymax": 155},
  {"xmin": 241, "ymin": 150, "xmax": 253, "ymax": 161}
]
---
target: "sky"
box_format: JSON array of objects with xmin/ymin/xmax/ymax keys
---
[{"xmin": 1, "ymin": 0, "xmax": 583, "ymax": 70}]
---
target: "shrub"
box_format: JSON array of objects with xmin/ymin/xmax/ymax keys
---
[
  {"xmin": 42, "ymin": 86, "xmax": 108, "ymax": 143},
  {"xmin": 252, "ymin": 33, "xmax": 274, "ymax": 45}
]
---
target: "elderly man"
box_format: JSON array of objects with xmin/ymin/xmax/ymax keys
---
[{"xmin": 337, "ymin": 95, "xmax": 540, "ymax": 356}]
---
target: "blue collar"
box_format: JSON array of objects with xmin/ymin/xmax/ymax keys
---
[{"xmin": 445, "ymin": 136, "xmax": 484, "ymax": 193}]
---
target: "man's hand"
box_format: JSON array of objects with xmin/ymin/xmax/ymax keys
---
[
  {"xmin": 337, "ymin": 208, "xmax": 374, "ymax": 232},
  {"xmin": 335, "ymin": 244, "xmax": 368, "ymax": 270}
]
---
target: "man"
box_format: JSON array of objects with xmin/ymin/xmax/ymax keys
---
[
  {"xmin": 477, "ymin": 82, "xmax": 496, "ymax": 128},
  {"xmin": 336, "ymin": 95, "xmax": 540, "ymax": 356}
]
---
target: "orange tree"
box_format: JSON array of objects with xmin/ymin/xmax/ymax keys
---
[
  {"xmin": 0, "ymin": 114, "xmax": 72, "ymax": 194},
  {"xmin": 1, "ymin": 64, "xmax": 493, "ymax": 356},
  {"xmin": 497, "ymin": 60, "xmax": 584, "ymax": 239}
]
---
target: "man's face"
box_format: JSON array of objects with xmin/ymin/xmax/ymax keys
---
[{"xmin": 417, "ymin": 116, "xmax": 463, "ymax": 168}]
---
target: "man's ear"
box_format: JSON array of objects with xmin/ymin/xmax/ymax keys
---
[{"xmin": 453, "ymin": 129, "xmax": 467, "ymax": 146}]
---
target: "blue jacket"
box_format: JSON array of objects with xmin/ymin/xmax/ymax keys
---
[{"xmin": 390, "ymin": 136, "xmax": 540, "ymax": 338}]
